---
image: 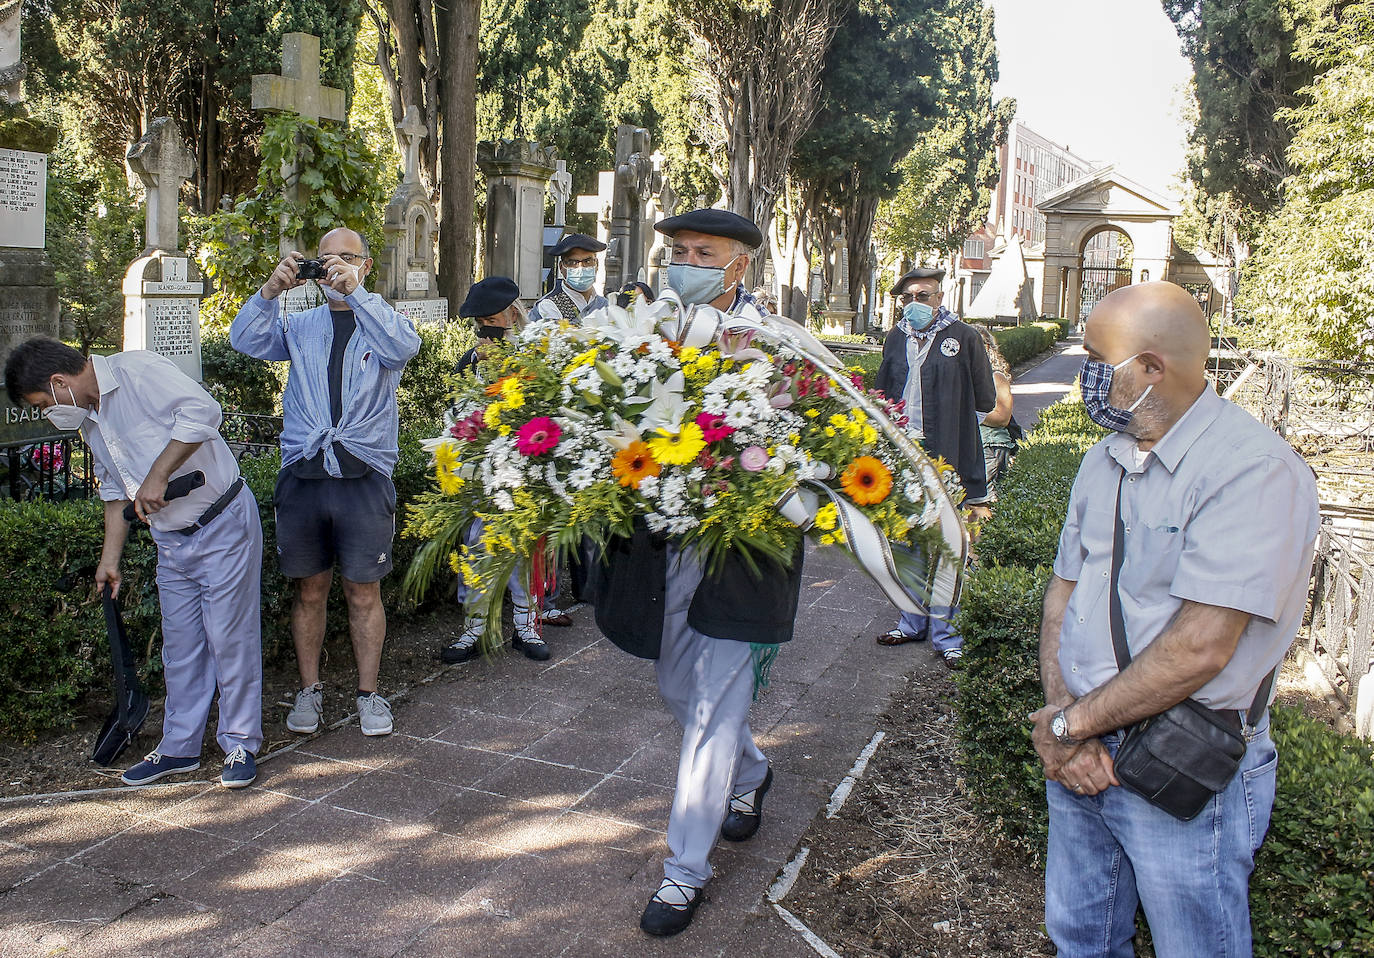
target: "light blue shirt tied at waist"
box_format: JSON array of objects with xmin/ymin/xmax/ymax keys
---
[{"xmin": 230, "ymin": 289, "xmax": 421, "ymax": 477}]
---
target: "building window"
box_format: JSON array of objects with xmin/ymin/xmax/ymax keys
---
[{"xmin": 963, "ymin": 237, "xmax": 985, "ymax": 260}]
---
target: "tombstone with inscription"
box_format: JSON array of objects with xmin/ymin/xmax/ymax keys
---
[
  {"xmin": 0, "ymin": 2, "xmax": 63, "ymax": 444},
  {"xmin": 477, "ymin": 139, "xmax": 558, "ymax": 302},
  {"xmin": 122, "ymin": 117, "xmax": 205, "ymax": 381},
  {"xmin": 377, "ymin": 106, "xmax": 447, "ymax": 327}
]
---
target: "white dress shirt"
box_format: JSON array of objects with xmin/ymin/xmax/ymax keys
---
[{"xmin": 82, "ymin": 352, "xmax": 241, "ymax": 533}]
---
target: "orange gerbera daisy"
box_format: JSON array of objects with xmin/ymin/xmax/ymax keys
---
[
  {"xmin": 840, "ymin": 455, "xmax": 893, "ymax": 506},
  {"xmin": 611, "ymin": 440, "xmax": 662, "ymax": 488}
]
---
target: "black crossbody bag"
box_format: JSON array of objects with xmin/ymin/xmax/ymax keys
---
[{"xmin": 1107, "ymin": 471, "xmax": 1273, "ymax": 822}]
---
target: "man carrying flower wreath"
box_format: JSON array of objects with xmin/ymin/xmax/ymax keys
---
[{"xmin": 586, "ymin": 208, "xmax": 800, "ymax": 938}]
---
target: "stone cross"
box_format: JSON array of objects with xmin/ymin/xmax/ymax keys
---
[
  {"xmin": 549, "ymin": 160, "xmax": 572, "ymax": 227},
  {"xmin": 251, "ymin": 33, "xmax": 347, "ymax": 254},
  {"xmin": 0, "ymin": 0, "xmax": 24, "ymax": 105},
  {"xmin": 251, "ymin": 32, "xmax": 346, "ymax": 125},
  {"xmin": 126, "ymin": 118, "xmax": 196, "ymax": 256},
  {"xmin": 397, "ymin": 105, "xmax": 427, "ymax": 186}
]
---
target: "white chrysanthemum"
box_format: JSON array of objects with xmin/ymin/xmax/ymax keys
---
[
  {"xmin": 723, "ymin": 401, "xmax": 754, "ymax": 428},
  {"xmin": 637, "ymin": 475, "xmax": 660, "ymax": 499}
]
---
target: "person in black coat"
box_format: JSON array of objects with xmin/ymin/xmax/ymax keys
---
[{"xmin": 873, "ymin": 266, "xmax": 996, "ymax": 667}]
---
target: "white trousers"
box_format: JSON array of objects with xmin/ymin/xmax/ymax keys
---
[
  {"xmin": 656, "ymin": 545, "xmax": 770, "ymax": 887},
  {"xmin": 150, "ymin": 486, "xmax": 264, "ymax": 757}
]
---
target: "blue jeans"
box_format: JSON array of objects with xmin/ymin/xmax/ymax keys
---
[
  {"xmin": 897, "ymin": 605, "xmax": 961, "ymax": 653},
  {"xmin": 1045, "ymin": 722, "xmax": 1277, "ymax": 958}
]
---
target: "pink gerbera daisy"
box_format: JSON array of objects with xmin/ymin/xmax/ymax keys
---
[{"xmin": 516, "ymin": 416, "xmax": 562, "ymax": 456}]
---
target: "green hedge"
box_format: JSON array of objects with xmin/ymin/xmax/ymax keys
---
[
  {"xmin": 992, "ymin": 321, "xmax": 1063, "ymax": 368},
  {"xmin": 397, "ymin": 321, "xmax": 475, "ymax": 427},
  {"xmin": 953, "ymin": 398, "xmax": 1374, "ymax": 953},
  {"xmin": 201, "ymin": 330, "xmax": 284, "ymax": 415},
  {"xmin": 0, "ymin": 427, "xmax": 440, "ymax": 741}
]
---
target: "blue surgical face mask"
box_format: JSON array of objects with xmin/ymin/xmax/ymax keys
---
[
  {"xmin": 901, "ymin": 300, "xmax": 936, "ymax": 331},
  {"xmin": 563, "ymin": 265, "xmax": 597, "ymax": 292},
  {"xmin": 666, "ymin": 255, "xmax": 740, "ymax": 306},
  {"xmin": 1079, "ymin": 353, "xmax": 1153, "ymax": 432}
]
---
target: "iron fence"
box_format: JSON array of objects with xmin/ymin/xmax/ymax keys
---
[
  {"xmin": 1307, "ymin": 523, "xmax": 1374, "ymax": 737},
  {"xmin": 0, "ymin": 414, "xmax": 281, "ymax": 504},
  {"xmin": 1, "ymin": 435, "xmax": 95, "ymax": 501}
]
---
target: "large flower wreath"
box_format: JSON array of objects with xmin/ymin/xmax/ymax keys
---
[{"xmin": 403, "ymin": 292, "xmax": 968, "ymax": 654}]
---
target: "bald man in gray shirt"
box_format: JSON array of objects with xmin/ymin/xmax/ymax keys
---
[{"xmin": 1029, "ymin": 282, "xmax": 1318, "ymax": 958}]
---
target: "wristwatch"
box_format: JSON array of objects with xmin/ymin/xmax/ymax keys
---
[{"xmin": 1051, "ymin": 708, "xmax": 1081, "ymax": 746}]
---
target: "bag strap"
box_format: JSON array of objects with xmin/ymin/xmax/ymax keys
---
[{"xmin": 1108, "ymin": 464, "xmax": 1274, "ymax": 731}]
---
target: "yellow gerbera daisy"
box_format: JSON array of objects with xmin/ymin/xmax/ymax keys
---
[{"xmin": 647, "ymin": 422, "xmax": 707, "ymax": 466}]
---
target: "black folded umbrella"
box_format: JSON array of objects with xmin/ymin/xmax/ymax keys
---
[{"xmin": 91, "ymin": 585, "xmax": 150, "ymax": 767}]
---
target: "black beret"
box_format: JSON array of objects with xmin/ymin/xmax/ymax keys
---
[
  {"xmin": 458, "ymin": 276, "xmax": 521, "ymax": 318},
  {"xmin": 548, "ymin": 233, "xmax": 606, "ymax": 257},
  {"xmin": 654, "ymin": 208, "xmax": 763, "ymax": 248},
  {"xmin": 890, "ymin": 266, "xmax": 946, "ymax": 295}
]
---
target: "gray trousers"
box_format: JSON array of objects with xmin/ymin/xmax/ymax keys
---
[
  {"xmin": 657, "ymin": 545, "xmax": 770, "ymax": 887},
  {"xmin": 149, "ymin": 485, "xmax": 264, "ymax": 757}
]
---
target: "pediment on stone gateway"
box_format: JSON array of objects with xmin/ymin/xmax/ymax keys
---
[{"xmin": 1039, "ymin": 165, "xmax": 1179, "ymax": 218}]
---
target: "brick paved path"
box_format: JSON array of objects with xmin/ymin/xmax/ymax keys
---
[{"xmin": 0, "ymin": 545, "xmax": 951, "ymax": 958}]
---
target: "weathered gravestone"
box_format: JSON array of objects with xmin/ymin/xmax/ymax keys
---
[
  {"xmin": 0, "ymin": 0, "xmax": 23, "ymax": 105},
  {"xmin": 477, "ymin": 139, "xmax": 558, "ymax": 302},
  {"xmin": 122, "ymin": 117, "xmax": 205, "ymax": 381},
  {"xmin": 576, "ymin": 127, "xmax": 675, "ymax": 292},
  {"xmin": 253, "ymin": 31, "xmax": 343, "ymax": 317},
  {"xmin": 821, "ymin": 234, "xmax": 856, "ymax": 334},
  {"xmin": 378, "ymin": 106, "xmax": 447, "ymax": 326},
  {"xmin": 0, "ymin": 5, "xmax": 62, "ymax": 443}
]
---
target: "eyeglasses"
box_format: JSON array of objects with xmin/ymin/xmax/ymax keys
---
[
  {"xmin": 329, "ymin": 253, "xmax": 367, "ymax": 264},
  {"xmin": 897, "ymin": 291, "xmax": 936, "ymax": 305}
]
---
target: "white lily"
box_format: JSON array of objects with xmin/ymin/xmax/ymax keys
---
[
  {"xmin": 636, "ymin": 370, "xmax": 690, "ymax": 433},
  {"xmin": 593, "ymin": 415, "xmax": 643, "ymax": 451}
]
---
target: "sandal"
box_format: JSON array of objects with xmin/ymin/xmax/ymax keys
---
[
  {"xmin": 539, "ymin": 607, "xmax": 574, "ymax": 627},
  {"xmin": 876, "ymin": 628, "xmax": 924, "ymax": 646},
  {"xmin": 942, "ymin": 648, "xmax": 964, "ymax": 669}
]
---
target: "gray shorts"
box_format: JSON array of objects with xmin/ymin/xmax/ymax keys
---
[{"xmin": 273, "ymin": 469, "xmax": 396, "ymax": 582}]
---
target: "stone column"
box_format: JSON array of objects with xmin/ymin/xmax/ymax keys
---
[
  {"xmin": 477, "ymin": 139, "xmax": 558, "ymax": 303},
  {"xmin": 122, "ymin": 118, "xmax": 205, "ymax": 381}
]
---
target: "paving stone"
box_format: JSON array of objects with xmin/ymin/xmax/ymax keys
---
[
  {"xmin": 430, "ymin": 709, "xmax": 552, "ymax": 755},
  {"xmin": 518, "ymin": 725, "xmax": 643, "ymax": 774},
  {"xmin": 614, "ymin": 743, "xmax": 680, "ymax": 790},
  {"xmin": 0, "ymin": 841, "xmax": 51, "ymax": 893},
  {"xmin": 387, "ymin": 699, "xmax": 464, "ymax": 739},
  {"xmin": 296, "ymin": 727, "xmax": 418, "ymax": 770},
  {"xmin": 229, "ymin": 925, "xmax": 368, "ymax": 958},
  {"xmin": 153, "ymin": 783, "xmax": 313, "ymax": 842},
  {"xmin": 67, "ymin": 894, "xmax": 261, "ymax": 958},
  {"xmin": 558, "ymin": 809, "xmax": 666, "ymax": 858},
  {"xmin": 426, "ymin": 789, "xmax": 570, "ymax": 855},
  {"xmin": 0, "ymin": 799, "xmax": 139, "ymax": 860},
  {"xmin": 166, "ymin": 844, "xmax": 342, "ymax": 924},
  {"xmin": 255, "ymin": 753, "xmax": 368, "ymax": 801},
  {"xmin": 0, "ymin": 861, "xmax": 152, "ymax": 951},
  {"xmin": 476, "ymin": 755, "xmax": 606, "ymax": 808},
  {"xmin": 72, "ymin": 818, "xmax": 249, "ymax": 884},
  {"xmin": 574, "ymin": 774, "xmax": 674, "ymax": 833},
  {"xmin": 250, "ymin": 801, "xmax": 404, "ymax": 872},
  {"xmin": 375, "ymin": 737, "xmax": 514, "ymax": 789},
  {"xmin": 268, "ymin": 871, "xmax": 450, "ymax": 957}
]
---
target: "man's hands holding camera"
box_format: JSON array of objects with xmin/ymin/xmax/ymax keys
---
[{"xmin": 260, "ymin": 251, "xmax": 363, "ymax": 301}]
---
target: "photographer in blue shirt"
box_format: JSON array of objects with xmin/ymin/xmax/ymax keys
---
[{"xmin": 231, "ymin": 227, "xmax": 420, "ymax": 739}]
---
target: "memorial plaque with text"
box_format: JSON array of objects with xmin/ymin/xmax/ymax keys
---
[
  {"xmin": 394, "ymin": 298, "xmax": 448, "ymax": 326},
  {"xmin": 0, "ymin": 148, "xmax": 47, "ymax": 249}
]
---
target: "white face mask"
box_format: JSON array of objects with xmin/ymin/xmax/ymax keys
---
[{"xmin": 44, "ymin": 383, "xmax": 89, "ymax": 431}]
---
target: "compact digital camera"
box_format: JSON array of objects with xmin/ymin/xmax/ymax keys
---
[{"xmin": 296, "ymin": 259, "xmax": 327, "ymax": 280}]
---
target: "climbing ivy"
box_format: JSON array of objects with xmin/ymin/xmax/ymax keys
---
[{"xmin": 190, "ymin": 112, "xmax": 387, "ymax": 331}]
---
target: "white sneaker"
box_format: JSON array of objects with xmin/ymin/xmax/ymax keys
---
[
  {"xmin": 357, "ymin": 692, "xmax": 394, "ymax": 737},
  {"xmin": 287, "ymin": 683, "xmax": 324, "ymax": 733}
]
